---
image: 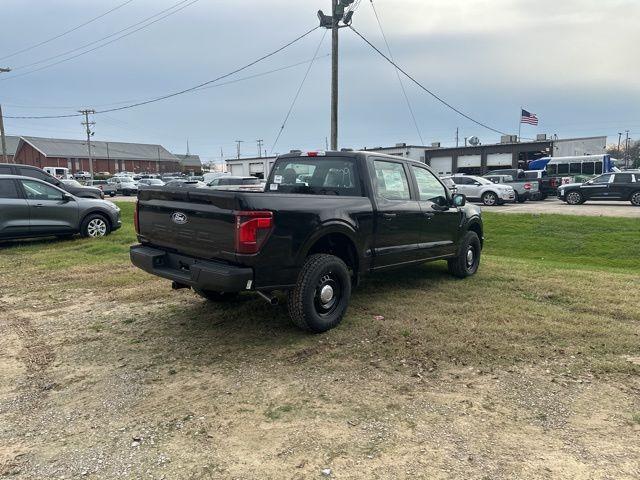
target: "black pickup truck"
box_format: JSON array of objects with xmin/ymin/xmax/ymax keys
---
[{"xmin": 131, "ymin": 151, "xmax": 484, "ymax": 333}]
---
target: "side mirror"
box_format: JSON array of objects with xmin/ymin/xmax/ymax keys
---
[
  {"xmin": 473, "ymin": 181, "xmax": 481, "ymax": 186},
  {"xmin": 452, "ymin": 193, "xmax": 466, "ymax": 207},
  {"xmin": 62, "ymin": 193, "xmax": 73, "ymax": 202}
]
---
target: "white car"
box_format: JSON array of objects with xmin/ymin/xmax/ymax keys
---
[{"xmin": 446, "ymin": 175, "xmax": 515, "ymax": 206}]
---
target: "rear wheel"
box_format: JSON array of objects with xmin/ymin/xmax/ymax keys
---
[
  {"xmin": 630, "ymin": 191, "xmax": 640, "ymax": 206},
  {"xmin": 481, "ymin": 191, "xmax": 498, "ymax": 206},
  {"xmin": 565, "ymin": 191, "xmax": 584, "ymax": 205},
  {"xmin": 287, "ymin": 254, "xmax": 351, "ymax": 333},
  {"xmin": 516, "ymin": 193, "xmax": 527, "ymax": 203},
  {"xmin": 448, "ymin": 231, "xmax": 481, "ymax": 278},
  {"xmin": 194, "ymin": 289, "xmax": 239, "ymax": 302},
  {"xmin": 80, "ymin": 214, "xmax": 110, "ymax": 238}
]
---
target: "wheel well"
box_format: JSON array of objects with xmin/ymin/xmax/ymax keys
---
[
  {"xmin": 468, "ymin": 222, "xmax": 483, "ymax": 248},
  {"xmin": 307, "ymin": 233, "xmax": 358, "ymax": 274},
  {"xmin": 82, "ymin": 211, "xmax": 111, "ymax": 229}
]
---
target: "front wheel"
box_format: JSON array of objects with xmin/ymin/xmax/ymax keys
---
[
  {"xmin": 565, "ymin": 191, "xmax": 584, "ymax": 205},
  {"xmin": 80, "ymin": 214, "xmax": 110, "ymax": 238},
  {"xmin": 630, "ymin": 191, "xmax": 640, "ymax": 206},
  {"xmin": 482, "ymin": 191, "xmax": 498, "ymax": 206},
  {"xmin": 448, "ymin": 231, "xmax": 481, "ymax": 278},
  {"xmin": 287, "ymin": 254, "xmax": 351, "ymax": 333}
]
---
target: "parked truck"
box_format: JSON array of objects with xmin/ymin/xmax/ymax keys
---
[{"xmin": 131, "ymin": 151, "xmax": 484, "ymax": 333}]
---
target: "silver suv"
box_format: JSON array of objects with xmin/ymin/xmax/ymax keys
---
[
  {"xmin": 0, "ymin": 175, "xmax": 121, "ymax": 240},
  {"xmin": 444, "ymin": 175, "xmax": 515, "ymax": 206}
]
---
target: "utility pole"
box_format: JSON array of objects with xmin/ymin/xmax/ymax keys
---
[
  {"xmin": 318, "ymin": 1, "xmax": 355, "ymax": 151},
  {"xmin": 624, "ymin": 130, "xmax": 630, "ymax": 169},
  {"xmin": 0, "ymin": 104, "xmax": 7, "ymax": 163},
  {"xmin": 235, "ymin": 140, "xmax": 243, "ymax": 159},
  {"xmin": 0, "ymin": 68, "xmax": 11, "ymax": 163},
  {"xmin": 79, "ymin": 109, "xmax": 96, "ymax": 180},
  {"xmin": 256, "ymin": 139, "xmax": 264, "ymax": 158},
  {"xmin": 456, "ymin": 127, "xmax": 459, "ymax": 147}
]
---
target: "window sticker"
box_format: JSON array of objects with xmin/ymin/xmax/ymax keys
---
[{"xmin": 273, "ymin": 175, "xmax": 283, "ymax": 184}]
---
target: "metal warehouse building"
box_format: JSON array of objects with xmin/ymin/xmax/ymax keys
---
[{"xmin": 12, "ymin": 136, "xmax": 182, "ymax": 174}]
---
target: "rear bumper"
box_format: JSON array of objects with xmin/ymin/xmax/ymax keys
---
[{"xmin": 130, "ymin": 244, "xmax": 253, "ymax": 293}]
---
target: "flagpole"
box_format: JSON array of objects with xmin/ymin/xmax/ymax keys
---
[{"xmin": 518, "ymin": 106, "xmax": 522, "ymax": 142}]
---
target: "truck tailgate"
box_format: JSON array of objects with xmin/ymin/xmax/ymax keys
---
[{"xmin": 137, "ymin": 188, "xmax": 238, "ymax": 261}]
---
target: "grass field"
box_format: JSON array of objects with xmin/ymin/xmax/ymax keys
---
[{"xmin": 1, "ymin": 204, "xmax": 639, "ymax": 479}]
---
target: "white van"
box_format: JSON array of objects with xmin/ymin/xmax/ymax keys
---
[{"xmin": 43, "ymin": 167, "xmax": 72, "ymax": 179}]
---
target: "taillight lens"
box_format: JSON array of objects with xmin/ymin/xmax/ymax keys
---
[
  {"xmin": 134, "ymin": 201, "xmax": 140, "ymax": 234},
  {"xmin": 524, "ymin": 183, "xmax": 532, "ymax": 190},
  {"xmin": 235, "ymin": 211, "xmax": 273, "ymax": 254}
]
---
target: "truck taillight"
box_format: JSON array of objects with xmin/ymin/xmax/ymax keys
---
[
  {"xmin": 524, "ymin": 183, "xmax": 532, "ymax": 190},
  {"xmin": 235, "ymin": 211, "xmax": 273, "ymax": 254},
  {"xmin": 134, "ymin": 201, "xmax": 140, "ymax": 234}
]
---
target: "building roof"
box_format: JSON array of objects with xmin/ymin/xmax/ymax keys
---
[
  {"xmin": 226, "ymin": 155, "xmax": 277, "ymax": 163},
  {"xmin": 2, "ymin": 135, "xmax": 20, "ymax": 156},
  {"xmin": 17, "ymin": 136, "xmax": 178, "ymax": 162},
  {"xmin": 174, "ymin": 154, "xmax": 202, "ymax": 168}
]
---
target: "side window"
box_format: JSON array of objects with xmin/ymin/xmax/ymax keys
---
[
  {"xmin": 373, "ymin": 160, "xmax": 410, "ymax": 201},
  {"xmin": 613, "ymin": 173, "xmax": 633, "ymax": 184},
  {"xmin": 21, "ymin": 180, "xmax": 64, "ymax": 201},
  {"xmin": 0, "ymin": 179, "xmax": 20, "ymax": 199},
  {"xmin": 0, "ymin": 165, "xmax": 13, "ymax": 175},
  {"xmin": 592, "ymin": 174, "xmax": 612, "ymax": 184},
  {"xmin": 18, "ymin": 167, "xmax": 49, "ymax": 182},
  {"xmin": 582, "ymin": 162, "xmax": 595, "ymax": 175},
  {"xmin": 210, "ymin": 179, "xmax": 219, "ymax": 186},
  {"xmin": 411, "ymin": 166, "xmax": 446, "ymax": 202}
]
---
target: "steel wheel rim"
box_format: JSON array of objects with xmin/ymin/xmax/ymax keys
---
[
  {"xmin": 314, "ymin": 272, "xmax": 341, "ymax": 317},
  {"xmin": 632, "ymin": 192, "xmax": 640, "ymax": 205},
  {"xmin": 466, "ymin": 246, "xmax": 475, "ymax": 268},
  {"xmin": 87, "ymin": 218, "xmax": 107, "ymax": 237}
]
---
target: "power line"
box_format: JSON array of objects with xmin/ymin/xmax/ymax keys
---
[
  {"xmin": 1, "ymin": 0, "xmax": 199, "ymax": 81},
  {"xmin": 4, "ymin": 26, "xmax": 320, "ymax": 120},
  {"xmin": 0, "ymin": 0, "xmax": 136, "ymax": 62},
  {"xmin": 270, "ymin": 30, "xmax": 327, "ymax": 154},
  {"xmin": 349, "ymin": 25, "xmax": 508, "ymax": 136},
  {"xmin": 369, "ymin": 0, "xmax": 424, "ymax": 145}
]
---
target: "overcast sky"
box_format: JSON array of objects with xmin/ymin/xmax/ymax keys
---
[{"xmin": 1, "ymin": 0, "xmax": 638, "ymax": 163}]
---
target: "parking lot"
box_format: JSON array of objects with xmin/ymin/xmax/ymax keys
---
[{"xmin": 1, "ymin": 204, "xmax": 639, "ymax": 479}]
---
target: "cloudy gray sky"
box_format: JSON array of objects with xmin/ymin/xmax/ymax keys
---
[{"xmin": 1, "ymin": 0, "xmax": 638, "ymax": 163}]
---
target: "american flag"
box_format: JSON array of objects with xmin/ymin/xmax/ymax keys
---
[{"xmin": 521, "ymin": 109, "xmax": 539, "ymax": 125}]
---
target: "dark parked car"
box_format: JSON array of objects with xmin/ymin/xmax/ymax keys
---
[
  {"xmin": 0, "ymin": 163, "xmax": 104, "ymax": 199},
  {"xmin": 558, "ymin": 172, "xmax": 640, "ymax": 206},
  {"xmin": 107, "ymin": 177, "xmax": 138, "ymax": 196},
  {"xmin": 0, "ymin": 175, "xmax": 121, "ymax": 240},
  {"xmin": 131, "ymin": 150, "xmax": 483, "ymax": 333},
  {"xmin": 87, "ymin": 179, "xmax": 117, "ymax": 197}
]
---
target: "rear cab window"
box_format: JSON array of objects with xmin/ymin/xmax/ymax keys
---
[{"xmin": 267, "ymin": 156, "xmax": 362, "ymax": 196}]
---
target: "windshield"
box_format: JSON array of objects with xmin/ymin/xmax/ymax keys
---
[
  {"xmin": 472, "ymin": 177, "xmax": 493, "ymax": 185},
  {"xmin": 62, "ymin": 179, "xmax": 82, "ymax": 187},
  {"xmin": 267, "ymin": 157, "xmax": 361, "ymax": 196}
]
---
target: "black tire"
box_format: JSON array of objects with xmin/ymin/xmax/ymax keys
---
[
  {"xmin": 80, "ymin": 213, "xmax": 111, "ymax": 238},
  {"xmin": 287, "ymin": 254, "xmax": 351, "ymax": 333},
  {"xmin": 448, "ymin": 231, "xmax": 481, "ymax": 279},
  {"xmin": 193, "ymin": 289, "xmax": 239, "ymax": 302},
  {"xmin": 109, "ymin": 192, "xmax": 116, "ymax": 197},
  {"xmin": 516, "ymin": 193, "xmax": 527, "ymax": 203},
  {"xmin": 630, "ymin": 191, "xmax": 640, "ymax": 206},
  {"xmin": 565, "ymin": 190, "xmax": 584, "ymax": 205},
  {"xmin": 481, "ymin": 191, "xmax": 498, "ymax": 206}
]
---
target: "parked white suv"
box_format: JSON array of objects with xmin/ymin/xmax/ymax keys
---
[{"xmin": 446, "ymin": 175, "xmax": 515, "ymax": 206}]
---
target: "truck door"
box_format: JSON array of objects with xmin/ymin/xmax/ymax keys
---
[
  {"xmin": 370, "ymin": 159, "xmax": 424, "ymax": 269},
  {"xmin": 409, "ymin": 165, "xmax": 459, "ymax": 258},
  {"xmin": 0, "ymin": 178, "xmax": 30, "ymax": 238}
]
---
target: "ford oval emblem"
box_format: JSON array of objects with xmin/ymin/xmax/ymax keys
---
[{"xmin": 171, "ymin": 212, "xmax": 188, "ymax": 225}]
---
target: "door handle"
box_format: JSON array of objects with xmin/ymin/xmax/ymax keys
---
[
  {"xmin": 34, "ymin": 203, "xmax": 45, "ymax": 208},
  {"xmin": 382, "ymin": 213, "xmax": 397, "ymax": 220},
  {"xmin": 423, "ymin": 212, "xmax": 435, "ymax": 219}
]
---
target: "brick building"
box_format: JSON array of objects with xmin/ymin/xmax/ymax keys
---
[{"xmin": 12, "ymin": 136, "xmax": 181, "ymax": 174}]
